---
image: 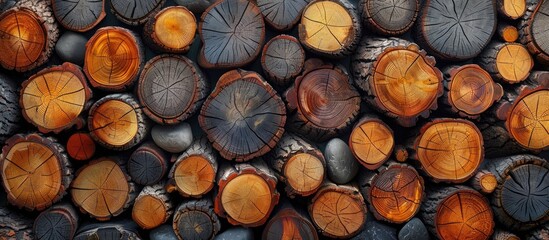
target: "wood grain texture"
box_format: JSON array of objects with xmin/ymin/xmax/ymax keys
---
[
  {"xmin": 478, "ymin": 42, "xmax": 534, "ymax": 84},
  {"xmin": 66, "ymin": 132, "xmax": 95, "ymax": 161},
  {"xmin": 127, "ymin": 142, "xmax": 169, "ymax": 186},
  {"xmin": 359, "ymin": 0, "xmax": 418, "ymax": 35},
  {"xmin": 138, "ymin": 55, "xmax": 208, "ymax": 124},
  {"xmin": 261, "ymin": 35, "xmax": 305, "ymax": 86},
  {"xmin": 262, "ymin": 202, "xmax": 319, "ymax": 240},
  {"xmin": 0, "ymin": 0, "xmax": 59, "ymax": 72},
  {"xmin": 143, "ymin": 6, "xmax": 197, "ymax": 53},
  {"xmin": 416, "ymin": 0, "xmax": 496, "ymax": 60},
  {"xmin": 110, "ymin": 0, "xmax": 165, "ymax": 25},
  {"xmin": 52, "ymin": 0, "xmax": 106, "ymax": 32},
  {"xmin": 0, "ymin": 134, "xmax": 72, "ymax": 211},
  {"xmin": 349, "ymin": 115, "xmax": 394, "ymax": 170},
  {"xmin": 505, "ymin": 88, "xmax": 549, "ymax": 151},
  {"xmin": 198, "ymin": 0, "xmax": 264, "ymax": 68},
  {"xmin": 33, "ymin": 203, "xmax": 79, "ymax": 240},
  {"xmin": 173, "ymin": 198, "xmax": 220, "ymax": 240},
  {"xmin": 256, "ymin": 0, "xmax": 309, "ymax": 31},
  {"xmin": 498, "ymin": 0, "xmax": 526, "ymax": 19},
  {"xmin": 20, "ymin": 62, "xmax": 92, "ymax": 134},
  {"xmin": 199, "ymin": 69, "xmax": 285, "ymax": 162},
  {"xmin": 520, "ymin": 0, "xmax": 549, "ymax": 65},
  {"xmin": 132, "ymin": 184, "xmax": 173, "ymax": 230},
  {"xmin": 73, "ymin": 220, "xmax": 140, "ymax": 240}
]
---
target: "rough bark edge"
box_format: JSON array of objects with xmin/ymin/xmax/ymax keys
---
[
  {"xmin": 519, "ymin": 0, "xmax": 549, "ymax": 65},
  {"xmin": 133, "ymin": 183, "xmax": 173, "ymax": 230},
  {"xmin": 173, "ymin": 198, "xmax": 221, "ymax": 240}
]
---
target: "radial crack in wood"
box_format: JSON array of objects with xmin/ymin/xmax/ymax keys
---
[
  {"xmin": 173, "ymin": 198, "xmax": 220, "ymax": 240},
  {"xmin": 110, "ymin": 0, "xmax": 165, "ymax": 25},
  {"xmin": 261, "ymin": 35, "xmax": 305, "ymax": 86},
  {"xmin": 349, "ymin": 116, "xmax": 394, "ymax": 170},
  {"xmin": 358, "ymin": 0, "xmax": 418, "ymax": 36},
  {"xmin": 257, "ymin": 0, "xmax": 309, "ymax": 31},
  {"xmin": 520, "ymin": 0, "xmax": 549, "ymax": 65},
  {"xmin": 505, "ymin": 88, "xmax": 549, "ymax": 151},
  {"xmin": 52, "ymin": 0, "xmax": 106, "ymax": 32},
  {"xmin": 498, "ymin": 0, "xmax": 526, "ymax": 19}
]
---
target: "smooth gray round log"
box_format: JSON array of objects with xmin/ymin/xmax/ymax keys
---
[
  {"xmin": 324, "ymin": 138, "xmax": 359, "ymax": 184},
  {"xmin": 351, "ymin": 220, "xmax": 398, "ymax": 240},
  {"xmin": 214, "ymin": 227, "xmax": 254, "ymax": 240},
  {"xmin": 398, "ymin": 218, "xmax": 429, "ymax": 240},
  {"xmin": 151, "ymin": 122, "xmax": 193, "ymax": 153},
  {"xmin": 150, "ymin": 225, "xmax": 178, "ymax": 240},
  {"xmin": 55, "ymin": 32, "xmax": 87, "ymax": 66}
]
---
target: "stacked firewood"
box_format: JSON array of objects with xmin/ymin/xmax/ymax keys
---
[{"xmin": 0, "ymin": 0, "xmax": 548, "ymax": 239}]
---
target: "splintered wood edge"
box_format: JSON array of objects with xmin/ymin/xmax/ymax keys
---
[
  {"xmin": 369, "ymin": 44, "xmax": 443, "ymax": 127},
  {"xmin": 20, "ymin": 62, "xmax": 92, "ymax": 134},
  {"xmin": 51, "ymin": 0, "xmax": 106, "ymax": 32},
  {"xmin": 0, "ymin": 133, "xmax": 71, "ymax": 211}
]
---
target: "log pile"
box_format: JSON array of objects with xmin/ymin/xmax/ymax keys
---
[{"xmin": 0, "ymin": 0, "xmax": 548, "ymax": 239}]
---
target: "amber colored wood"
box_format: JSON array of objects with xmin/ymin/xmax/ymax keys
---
[
  {"xmin": 505, "ymin": 88, "xmax": 549, "ymax": 151},
  {"xmin": 143, "ymin": 6, "xmax": 197, "ymax": 53},
  {"xmin": 519, "ymin": 0, "xmax": 549, "ymax": 65},
  {"xmin": 483, "ymin": 154, "xmax": 549, "ymax": 231},
  {"xmin": 173, "ymin": 198, "xmax": 221, "ymax": 240},
  {"xmin": 0, "ymin": 0, "xmax": 58, "ymax": 72},
  {"xmin": 349, "ymin": 115, "xmax": 394, "ymax": 170},
  {"xmin": 498, "ymin": 24, "xmax": 519, "ymax": 42},
  {"xmin": 137, "ymin": 54, "xmax": 208, "ymax": 124},
  {"xmin": 442, "ymin": 64, "xmax": 503, "ymax": 118},
  {"xmin": 358, "ymin": 0, "xmax": 418, "ymax": 36},
  {"xmin": 66, "ymin": 132, "xmax": 96, "ymax": 161},
  {"xmin": 20, "ymin": 62, "xmax": 92, "ymax": 133},
  {"xmin": 308, "ymin": 182, "xmax": 367, "ymax": 238},
  {"xmin": 214, "ymin": 160, "xmax": 279, "ymax": 227},
  {"xmin": 127, "ymin": 142, "xmax": 169, "ymax": 186},
  {"xmin": 298, "ymin": 0, "xmax": 361, "ymax": 57},
  {"xmin": 33, "ymin": 203, "xmax": 79, "ymax": 240},
  {"xmin": 498, "ymin": 0, "xmax": 526, "ymax": 19},
  {"xmin": 261, "ymin": 35, "xmax": 305, "ymax": 86},
  {"xmin": 51, "ymin": 0, "xmax": 106, "ymax": 32},
  {"xmin": 358, "ymin": 163, "xmax": 424, "ymax": 224},
  {"xmin": 285, "ymin": 59, "xmax": 360, "ymax": 141},
  {"xmin": 412, "ymin": 118, "xmax": 484, "ymax": 183},
  {"xmin": 262, "ymin": 201, "xmax": 319, "ymax": 240},
  {"xmin": 132, "ymin": 183, "xmax": 173, "ymax": 230},
  {"xmin": 167, "ymin": 137, "xmax": 218, "ymax": 198},
  {"xmin": 0, "ymin": 134, "xmax": 72, "ymax": 211},
  {"xmin": 470, "ymin": 170, "xmax": 497, "ymax": 194},
  {"xmin": 110, "ymin": 0, "xmax": 165, "ymax": 25},
  {"xmin": 71, "ymin": 157, "xmax": 136, "ymax": 221},
  {"xmin": 478, "ymin": 42, "xmax": 534, "ymax": 84},
  {"xmin": 84, "ymin": 27, "xmax": 144, "ymax": 91},
  {"xmin": 420, "ymin": 186, "xmax": 494, "ymax": 240},
  {"xmin": 256, "ymin": 0, "xmax": 309, "ymax": 31},
  {"xmin": 268, "ymin": 133, "xmax": 326, "ymax": 197},
  {"xmin": 199, "ymin": 69, "xmax": 286, "ymax": 162},
  {"xmin": 88, "ymin": 93, "xmax": 148, "ymax": 151},
  {"xmin": 0, "ymin": 207, "xmax": 34, "ymax": 239},
  {"xmin": 393, "ymin": 145, "xmax": 408, "ymax": 162},
  {"xmin": 351, "ymin": 37, "xmax": 443, "ymax": 127},
  {"xmin": 198, "ymin": 0, "xmax": 265, "ymax": 69}
]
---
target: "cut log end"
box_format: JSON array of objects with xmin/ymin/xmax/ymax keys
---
[
  {"xmin": 84, "ymin": 27, "xmax": 143, "ymax": 91},
  {"xmin": 261, "ymin": 35, "xmax": 305, "ymax": 86},
  {"xmin": 359, "ymin": 0, "xmax": 418, "ymax": 35},
  {"xmin": 33, "ymin": 204, "xmax": 79, "ymax": 240},
  {"xmin": 498, "ymin": 24, "xmax": 519, "ymax": 42},
  {"xmin": 299, "ymin": 0, "xmax": 360, "ymax": 57},
  {"xmin": 220, "ymin": 174, "xmax": 273, "ymax": 225},
  {"xmin": 520, "ymin": 0, "xmax": 549, "ymax": 65},
  {"xmin": 349, "ymin": 117, "xmax": 394, "ymax": 169},
  {"xmin": 67, "ymin": 133, "xmax": 96, "ymax": 161},
  {"xmin": 0, "ymin": 134, "xmax": 71, "ymax": 211},
  {"xmin": 284, "ymin": 153, "xmax": 325, "ymax": 195},
  {"xmin": 127, "ymin": 143, "xmax": 169, "ymax": 186},
  {"xmin": 20, "ymin": 63, "xmax": 92, "ymax": 133},
  {"xmin": 257, "ymin": 0, "xmax": 308, "ymax": 31},
  {"xmin": 88, "ymin": 94, "xmax": 147, "ymax": 151},
  {"xmin": 506, "ymin": 88, "xmax": 549, "ymax": 151},
  {"xmin": 495, "ymin": 43, "xmax": 533, "ymax": 83},
  {"xmin": 71, "ymin": 158, "xmax": 133, "ymax": 220},
  {"xmin": 394, "ymin": 145, "xmax": 409, "ymax": 162},
  {"xmin": 199, "ymin": 70, "xmax": 286, "ymax": 161},
  {"xmin": 498, "ymin": 0, "xmax": 526, "ymax": 19},
  {"xmin": 145, "ymin": 6, "xmax": 196, "ymax": 53},
  {"xmin": 198, "ymin": 0, "xmax": 264, "ymax": 68},
  {"xmin": 262, "ymin": 204, "xmax": 319, "ymax": 240},
  {"xmin": 173, "ymin": 155, "xmax": 215, "ymax": 197},
  {"xmin": 132, "ymin": 195, "xmax": 167, "ymax": 229},
  {"xmin": 369, "ymin": 164, "xmax": 423, "ymax": 224},
  {"xmin": 471, "ymin": 170, "xmax": 497, "ymax": 194},
  {"xmin": 309, "ymin": 184, "xmax": 366, "ymax": 238},
  {"xmin": 52, "ymin": 0, "xmax": 106, "ymax": 32},
  {"xmin": 173, "ymin": 199, "xmax": 220, "ymax": 240},
  {"xmin": 414, "ymin": 119, "xmax": 483, "ymax": 183},
  {"xmin": 445, "ymin": 64, "xmax": 503, "ymax": 117},
  {"xmin": 111, "ymin": 0, "xmax": 165, "ymax": 25}
]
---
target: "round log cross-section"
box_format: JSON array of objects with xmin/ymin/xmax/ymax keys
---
[
  {"xmin": 138, "ymin": 55, "xmax": 208, "ymax": 124},
  {"xmin": 256, "ymin": 0, "xmax": 309, "ymax": 31},
  {"xmin": 84, "ymin": 27, "xmax": 144, "ymax": 91},
  {"xmin": 132, "ymin": 184, "xmax": 172, "ymax": 230},
  {"xmin": 33, "ymin": 203, "xmax": 79, "ymax": 240},
  {"xmin": 498, "ymin": 0, "xmax": 526, "ymax": 19},
  {"xmin": 349, "ymin": 116, "xmax": 394, "ymax": 170},
  {"xmin": 413, "ymin": 118, "xmax": 484, "ymax": 183},
  {"xmin": 127, "ymin": 142, "xmax": 169, "ymax": 186},
  {"xmin": 261, "ymin": 35, "xmax": 305, "ymax": 86},
  {"xmin": 199, "ymin": 69, "xmax": 286, "ymax": 161},
  {"xmin": 0, "ymin": 0, "xmax": 58, "ymax": 72},
  {"xmin": 506, "ymin": 88, "xmax": 549, "ymax": 151},
  {"xmin": 88, "ymin": 94, "xmax": 148, "ymax": 151},
  {"xmin": 71, "ymin": 158, "xmax": 136, "ymax": 221},
  {"xmin": 358, "ymin": 0, "xmax": 418, "ymax": 36},
  {"xmin": 52, "ymin": 0, "xmax": 106, "ymax": 32},
  {"xmin": 421, "ymin": 186, "xmax": 494, "ymax": 240},
  {"xmin": 479, "ymin": 42, "xmax": 534, "ymax": 84},
  {"xmin": 143, "ymin": 6, "xmax": 197, "ymax": 53},
  {"xmin": 309, "ymin": 183, "xmax": 367, "ymax": 238},
  {"xmin": 20, "ymin": 63, "xmax": 92, "ymax": 134},
  {"xmin": 519, "ymin": 0, "xmax": 549, "ymax": 65},
  {"xmin": 299, "ymin": 0, "xmax": 361, "ymax": 57},
  {"xmin": 498, "ymin": 24, "xmax": 520, "ymax": 42},
  {"xmin": 285, "ymin": 59, "xmax": 360, "ymax": 141},
  {"xmin": 262, "ymin": 203, "xmax": 319, "ymax": 240},
  {"xmin": 198, "ymin": 0, "xmax": 265, "ymax": 69},
  {"xmin": 173, "ymin": 199, "xmax": 221, "ymax": 240},
  {"xmin": 352, "ymin": 38, "xmax": 443, "ymax": 127},
  {"xmin": 443, "ymin": 64, "xmax": 503, "ymax": 118},
  {"xmin": 416, "ymin": 0, "xmax": 496, "ymax": 60},
  {"xmin": 110, "ymin": 0, "xmax": 165, "ymax": 25},
  {"xmin": 0, "ymin": 134, "xmax": 71, "ymax": 211},
  {"xmin": 66, "ymin": 132, "xmax": 96, "ymax": 161}
]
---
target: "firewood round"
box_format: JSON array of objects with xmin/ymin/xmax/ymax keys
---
[
  {"xmin": 506, "ymin": 88, "xmax": 549, "ymax": 151},
  {"xmin": 143, "ymin": 6, "xmax": 197, "ymax": 53},
  {"xmin": 51, "ymin": 0, "xmax": 106, "ymax": 32},
  {"xmin": 349, "ymin": 116, "xmax": 394, "ymax": 170}
]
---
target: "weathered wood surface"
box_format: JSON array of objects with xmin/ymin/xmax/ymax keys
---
[
  {"xmin": 110, "ymin": 0, "xmax": 165, "ymax": 25},
  {"xmin": 127, "ymin": 142, "xmax": 169, "ymax": 186},
  {"xmin": 358, "ymin": 0, "xmax": 418, "ymax": 35},
  {"xmin": 349, "ymin": 115, "xmax": 394, "ymax": 170},
  {"xmin": 173, "ymin": 198, "xmax": 220, "ymax": 240},
  {"xmin": 52, "ymin": 0, "xmax": 106, "ymax": 32},
  {"xmin": 520, "ymin": 0, "xmax": 549, "ymax": 65},
  {"xmin": 33, "ymin": 203, "xmax": 79, "ymax": 240},
  {"xmin": 256, "ymin": 0, "xmax": 309, "ymax": 31},
  {"xmin": 261, "ymin": 35, "xmax": 305, "ymax": 86},
  {"xmin": 0, "ymin": 207, "xmax": 34, "ymax": 239}
]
